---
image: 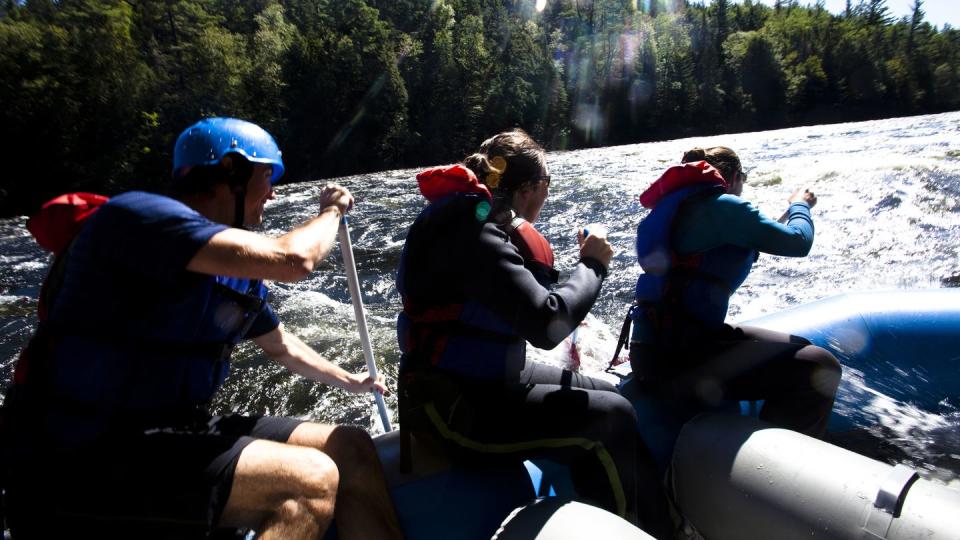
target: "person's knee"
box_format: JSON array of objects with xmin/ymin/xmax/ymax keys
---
[
  {"xmin": 327, "ymin": 425, "xmax": 378, "ymax": 467},
  {"xmin": 804, "ymin": 346, "xmax": 842, "ymax": 397},
  {"xmin": 292, "ymin": 447, "xmax": 340, "ymax": 501},
  {"xmin": 333, "ymin": 424, "xmax": 376, "ymax": 448},
  {"xmin": 609, "ymin": 394, "xmax": 639, "ymax": 425},
  {"xmin": 593, "ymin": 395, "xmax": 640, "ymax": 439}
]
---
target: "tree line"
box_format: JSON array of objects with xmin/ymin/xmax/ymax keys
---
[{"xmin": 2, "ymin": 0, "xmax": 958, "ymax": 217}]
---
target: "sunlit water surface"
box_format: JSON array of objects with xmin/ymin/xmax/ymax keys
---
[{"xmin": 2, "ymin": 112, "xmax": 959, "ymax": 485}]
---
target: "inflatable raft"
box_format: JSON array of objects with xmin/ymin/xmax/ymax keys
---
[
  {"xmin": 371, "ymin": 289, "xmax": 960, "ymax": 540},
  {"xmin": 3, "ymin": 290, "xmax": 958, "ymax": 539}
]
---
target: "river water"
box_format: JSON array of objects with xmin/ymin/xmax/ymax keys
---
[{"xmin": 2, "ymin": 112, "xmax": 959, "ymax": 484}]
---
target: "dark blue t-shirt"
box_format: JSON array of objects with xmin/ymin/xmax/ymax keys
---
[
  {"xmin": 48, "ymin": 192, "xmax": 279, "ymax": 412},
  {"xmin": 51, "ymin": 190, "xmax": 279, "ymax": 347}
]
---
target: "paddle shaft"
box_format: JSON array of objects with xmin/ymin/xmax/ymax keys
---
[{"xmin": 338, "ymin": 216, "xmax": 392, "ymax": 431}]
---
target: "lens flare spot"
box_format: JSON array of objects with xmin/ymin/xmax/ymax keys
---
[{"xmin": 475, "ymin": 200, "xmax": 491, "ymax": 221}]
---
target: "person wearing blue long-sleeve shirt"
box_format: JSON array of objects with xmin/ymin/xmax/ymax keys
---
[{"xmin": 629, "ymin": 146, "xmax": 841, "ymax": 437}]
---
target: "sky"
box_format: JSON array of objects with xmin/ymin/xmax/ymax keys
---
[{"xmin": 752, "ymin": 0, "xmax": 960, "ymax": 29}]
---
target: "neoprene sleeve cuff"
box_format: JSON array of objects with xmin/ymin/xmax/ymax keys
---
[{"xmin": 580, "ymin": 256, "xmax": 609, "ymax": 278}]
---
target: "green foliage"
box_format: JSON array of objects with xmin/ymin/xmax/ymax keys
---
[
  {"xmin": 759, "ymin": 5, "xmax": 830, "ymax": 112},
  {"xmin": 248, "ymin": 3, "xmax": 297, "ymax": 127},
  {"xmin": 653, "ymin": 12, "xmax": 696, "ymax": 130},
  {"xmin": 726, "ymin": 31, "xmax": 787, "ymax": 126},
  {"xmin": 1, "ymin": 0, "xmax": 959, "ymax": 217},
  {"xmin": 282, "ymin": 0, "xmax": 408, "ymax": 177}
]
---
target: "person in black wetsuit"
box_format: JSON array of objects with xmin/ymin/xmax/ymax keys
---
[{"xmin": 396, "ymin": 129, "xmax": 670, "ymax": 537}]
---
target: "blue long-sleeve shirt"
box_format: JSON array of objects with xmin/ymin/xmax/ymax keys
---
[
  {"xmin": 673, "ymin": 194, "xmax": 814, "ymax": 257},
  {"xmin": 632, "ymin": 194, "xmax": 815, "ymax": 345}
]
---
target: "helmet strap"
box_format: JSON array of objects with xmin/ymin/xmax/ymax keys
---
[
  {"xmin": 233, "ymin": 185, "xmax": 247, "ymax": 229},
  {"xmin": 222, "ymin": 154, "xmax": 251, "ymax": 230}
]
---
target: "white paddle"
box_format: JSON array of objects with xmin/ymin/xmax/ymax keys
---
[{"xmin": 338, "ymin": 215, "xmax": 393, "ymax": 432}]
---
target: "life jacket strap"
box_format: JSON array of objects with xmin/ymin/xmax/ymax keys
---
[
  {"xmin": 507, "ymin": 216, "xmax": 559, "ymax": 285},
  {"xmin": 403, "ymin": 303, "xmax": 464, "ymax": 324},
  {"xmin": 401, "ymin": 306, "xmax": 520, "ymax": 373},
  {"xmin": 607, "ymin": 304, "xmax": 639, "ymax": 371}
]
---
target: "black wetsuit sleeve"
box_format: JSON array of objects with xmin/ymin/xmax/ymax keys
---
[{"xmin": 469, "ymin": 222, "xmax": 605, "ymax": 350}]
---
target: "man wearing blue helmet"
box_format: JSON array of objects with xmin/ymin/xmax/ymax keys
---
[{"xmin": 3, "ymin": 118, "xmax": 403, "ymax": 539}]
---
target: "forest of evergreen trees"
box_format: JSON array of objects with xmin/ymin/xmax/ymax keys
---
[{"xmin": 2, "ymin": 0, "xmax": 958, "ymax": 217}]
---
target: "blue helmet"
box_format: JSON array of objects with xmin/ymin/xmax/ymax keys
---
[{"xmin": 173, "ymin": 117, "xmax": 285, "ymax": 184}]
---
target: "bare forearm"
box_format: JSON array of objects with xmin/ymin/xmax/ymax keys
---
[
  {"xmin": 274, "ymin": 206, "xmax": 343, "ymax": 279},
  {"xmin": 187, "ymin": 183, "xmax": 352, "ymax": 283},
  {"xmin": 187, "ymin": 206, "xmax": 342, "ymax": 282},
  {"xmin": 255, "ymin": 326, "xmax": 352, "ymax": 387}
]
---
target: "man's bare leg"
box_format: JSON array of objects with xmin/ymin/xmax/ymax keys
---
[
  {"xmin": 287, "ymin": 423, "xmax": 404, "ymax": 540},
  {"xmin": 219, "ymin": 439, "xmax": 339, "ymax": 539}
]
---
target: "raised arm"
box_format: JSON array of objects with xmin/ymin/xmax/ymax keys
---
[
  {"xmin": 187, "ymin": 184, "xmax": 353, "ymax": 282},
  {"xmin": 682, "ymin": 192, "xmax": 816, "ymax": 257},
  {"xmin": 741, "ymin": 198, "xmax": 815, "ymax": 257},
  {"xmin": 474, "ymin": 224, "xmax": 612, "ymax": 350}
]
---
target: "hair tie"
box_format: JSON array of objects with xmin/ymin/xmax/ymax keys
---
[{"xmin": 486, "ymin": 156, "xmax": 507, "ymax": 188}]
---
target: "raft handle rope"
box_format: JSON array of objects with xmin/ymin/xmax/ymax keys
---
[{"xmin": 339, "ymin": 215, "xmax": 393, "ymax": 432}]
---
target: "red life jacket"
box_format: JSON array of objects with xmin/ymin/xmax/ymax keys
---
[
  {"xmin": 416, "ymin": 164, "xmax": 492, "ymax": 203},
  {"xmin": 26, "ymin": 193, "xmax": 109, "ymax": 256},
  {"xmin": 638, "ymin": 161, "xmax": 727, "ymax": 209},
  {"xmin": 13, "ymin": 192, "xmax": 109, "ymax": 385},
  {"xmin": 507, "ymin": 215, "xmax": 558, "ymax": 286}
]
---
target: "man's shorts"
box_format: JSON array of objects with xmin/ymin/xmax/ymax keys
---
[{"xmin": 6, "ymin": 414, "xmax": 304, "ymax": 538}]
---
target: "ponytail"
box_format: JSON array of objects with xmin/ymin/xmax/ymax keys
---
[
  {"xmin": 681, "ymin": 147, "xmax": 707, "ymax": 164},
  {"xmin": 464, "ymin": 153, "xmax": 496, "ymax": 185},
  {"xmin": 681, "ymin": 146, "xmax": 741, "ymax": 184}
]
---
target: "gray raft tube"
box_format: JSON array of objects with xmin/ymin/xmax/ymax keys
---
[{"xmin": 672, "ymin": 413, "xmax": 960, "ymax": 540}]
